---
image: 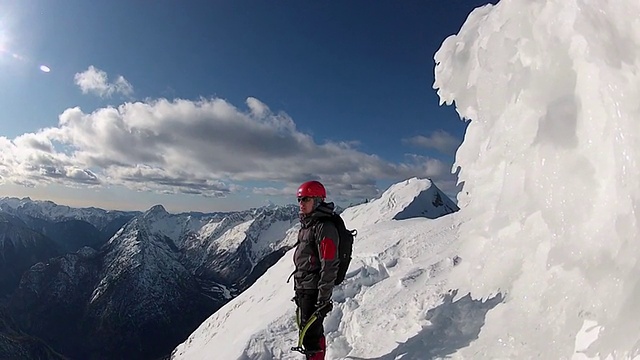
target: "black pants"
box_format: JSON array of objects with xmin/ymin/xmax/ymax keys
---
[{"xmin": 295, "ymin": 289, "xmax": 324, "ymax": 351}]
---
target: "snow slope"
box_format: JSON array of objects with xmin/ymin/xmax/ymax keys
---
[
  {"xmin": 343, "ymin": 178, "xmax": 457, "ymax": 230},
  {"xmin": 172, "ymin": 179, "xmax": 464, "ymax": 360}
]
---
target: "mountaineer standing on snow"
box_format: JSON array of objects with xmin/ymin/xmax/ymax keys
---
[{"xmin": 291, "ymin": 180, "xmax": 339, "ymax": 360}]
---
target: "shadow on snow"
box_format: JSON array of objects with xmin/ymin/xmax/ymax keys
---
[{"xmin": 347, "ymin": 291, "xmax": 503, "ymax": 360}]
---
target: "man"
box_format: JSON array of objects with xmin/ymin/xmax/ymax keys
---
[{"xmin": 292, "ymin": 180, "xmax": 339, "ymax": 360}]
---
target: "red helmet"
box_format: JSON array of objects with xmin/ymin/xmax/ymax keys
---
[{"xmin": 297, "ymin": 180, "xmax": 326, "ymax": 199}]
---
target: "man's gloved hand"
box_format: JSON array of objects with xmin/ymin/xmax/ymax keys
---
[{"xmin": 315, "ymin": 300, "xmax": 333, "ymax": 318}]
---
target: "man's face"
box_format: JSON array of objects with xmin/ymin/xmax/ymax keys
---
[{"xmin": 298, "ymin": 197, "xmax": 315, "ymax": 214}]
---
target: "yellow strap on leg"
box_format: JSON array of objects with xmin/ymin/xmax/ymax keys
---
[
  {"xmin": 298, "ymin": 314, "xmax": 318, "ymax": 347},
  {"xmin": 295, "ymin": 314, "xmax": 318, "ymax": 349}
]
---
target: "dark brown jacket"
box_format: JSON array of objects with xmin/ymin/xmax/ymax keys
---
[{"xmin": 292, "ymin": 202, "xmax": 340, "ymax": 302}]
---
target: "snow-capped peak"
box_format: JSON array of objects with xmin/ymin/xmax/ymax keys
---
[
  {"xmin": 91, "ymin": 216, "xmax": 186, "ymax": 304},
  {"xmin": 145, "ymin": 204, "xmax": 168, "ymax": 216},
  {"xmin": 341, "ymin": 177, "xmax": 458, "ymax": 230},
  {"xmin": 138, "ymin": 205, "xmax": 191, "ymax": 244}
]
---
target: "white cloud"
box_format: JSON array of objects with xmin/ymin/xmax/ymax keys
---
[
  {"xmin": 1, "ymin": 97, "xmax": 458, "ymax": 200},
  {"xmin": 403, "ymin": 130, "xmax": 461, "ymax": 155},
  {"xmin": 74, "ymin": 66, "xmax": 134, "ymax": 98},
  {"xmin": 246, "ymin": 97, "xmax": 270, "ymax": 118}
]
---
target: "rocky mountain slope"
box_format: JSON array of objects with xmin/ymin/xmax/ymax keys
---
[{"xmin": 7, "ymin": 203, "xmax": 299, "ymax": 359}]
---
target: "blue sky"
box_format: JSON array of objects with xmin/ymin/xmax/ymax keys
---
[{"xmin": 0, "ymin": 1, "xmax": 494, "ymax": 212}]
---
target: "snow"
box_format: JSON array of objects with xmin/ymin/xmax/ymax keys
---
[
  {"xmin": 172, "ymin": 0, "xmax": 640, "ymax": 358},
  {"xmin": 197, "ymin": 219, "xmax": 225, "ymax": 240},
  {"xmin": 434, "ymin": 0, "xmax": 640, "ymax": 358},
  {"xmin": 143, "ymin": 205, "xmax": 190, "ymax": 243},
  {"xmin": 249, "ymin": 220, "xmax": 297, "ymax": 264},
  {"xmin": 172, "ymin": 182, "xmax": 463, "ymax": 360},
  {"xmin": 338, "ymin": 178, "xmax": 453, "ymax": 230},
  {"xmin": 90, "ymin": 216, "xmax": 191, "ymax": 305},
  {"xmin": 214, "ymin": 219, "xmax": 254, "ymax": 252}
]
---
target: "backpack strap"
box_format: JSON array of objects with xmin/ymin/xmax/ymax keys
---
[{"xmin": 286, "ymin": 269, "xmax": 296, "ymax": 283}]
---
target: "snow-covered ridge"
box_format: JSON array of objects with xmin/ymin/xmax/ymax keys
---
[
  {"xmin": 131, "ymin": 204, "xmax": 298, "ymax": 251},
  {"xmin": 342, "ymin": 177, "xmax": 458, "ymax": 230},
  {"xmin": 0, "ymin": 196, "xmax": 138, "ymax": 230},
  {"xmin": 97, "ymin": 202, "xmax": 300, "ymax": 291},
  {"xmin": 91, "ymin": 216, "xmax": 190, "ymax": 304},
  {"xmin": 172, "ymin": 177, "xmax": 461, "ymax": 359}
]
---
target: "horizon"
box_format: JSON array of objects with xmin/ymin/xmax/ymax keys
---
[
  {"xmin": 0, "ymin": 1, "xmax": 495, "ymax": 212},
  {"xmin": 0, "ymin": 176, "xmax": 453, "ymax": 214}
]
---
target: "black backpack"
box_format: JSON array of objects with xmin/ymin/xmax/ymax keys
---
[{"xmin": 322, "ymin": 213, "xmax": 357, "ymax": 285}]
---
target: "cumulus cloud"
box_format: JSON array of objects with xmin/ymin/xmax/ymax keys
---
[
  {"xmin": 0, "ymin": 135, "xmax": 99, "ymax": 188},
  {"xmin": 403, "ymin": 130, "xmax": 461, "ymax": 155},
  {"xmin": 74, "ymin": 66, "xmax": 134, "ymax": 98},
  {"xmin": 1, "ymin": 97, "xmax": 457, "ymax": 200}
]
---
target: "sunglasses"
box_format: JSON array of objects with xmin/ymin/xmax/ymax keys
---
[{"xmin": 297, "ymin": 197, "xmax": 313, "ymax": 203}]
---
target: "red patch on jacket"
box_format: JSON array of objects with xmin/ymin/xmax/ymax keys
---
[{"xmin": 320, "ymin": 237, "xmax": 337, "ymax": 260}]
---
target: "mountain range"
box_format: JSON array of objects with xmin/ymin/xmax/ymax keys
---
[{"xmin": 0, "ymin": 177, "xmax": 457, "ymax": 359}]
